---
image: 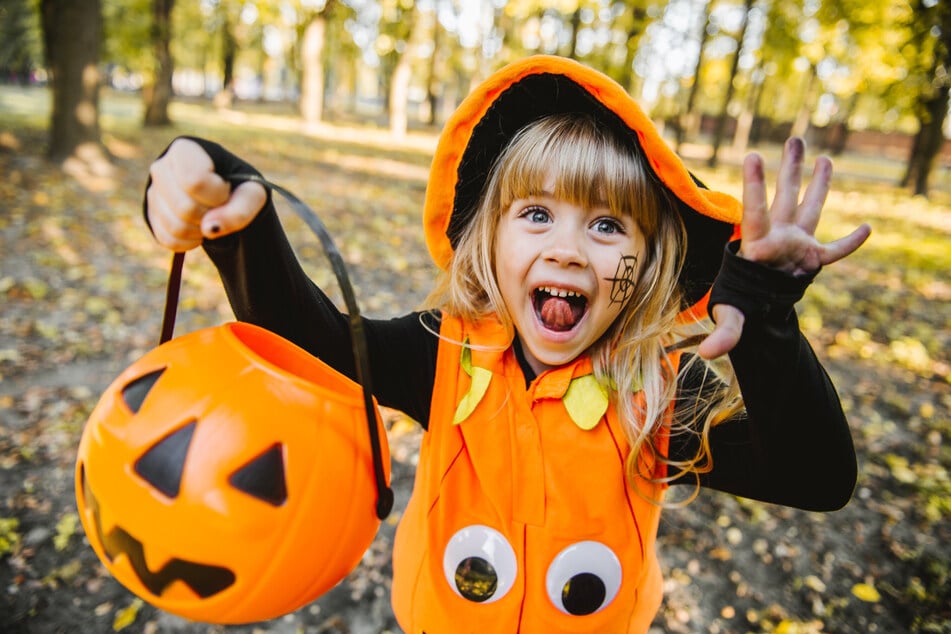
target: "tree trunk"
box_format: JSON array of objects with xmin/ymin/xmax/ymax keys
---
[
  {"xmin": 300, "ymin": 16, "xmax": 326, "ymax": 124},
  {"xmin": 749, "ymin": 74, "xmax": 768, "ymax": 146},
  {"xmin": 389, "ymin": 6, "xmax": 420, "ymax": 137},
  {"xmin": 900, "ymin": 5, "xmax": 951, "ymax": 198},
  {"xmin": 389, "ymin": 52, "xmax": 412, "ymax": 137},
  {"xmin": 143, "ymin": 0, "xmax": 174, "ymax": 127},
  {"xmin": 731, "ymin": 72, "xmax": 763, "ymax": 155},
  {"xmin": 616, "ymin": 6, "xmax": 648, "ymax": 94},
  {"xmin": 566, "ymin": 7, "xmax": 582, "ymax": 60},
  {"xmin": 425, "ymin": 13, "xmax": 442, "ymax": 126},
  {"xmin": 709, "ymin": 0, "xmax": 753, "ymax": 168},
  {"xmin": 676, "ymin": 0, "xmax": 713, "ymax": 151},
  {"xmin": 824, "ymin": 93, "xmax": 858, "ymax": 156},
  {"xmin": 215, "ymin": 7, "xmax": 236, "ymax": 108},
  {"xmin": 40, "ymin": 0, "xmax": 104, "ymax": 162},
  {"xmin": 900, "ymin": 132, "xmax": 922, "ymax": 189},
  {"xmin": 790, "ymin": 63, "xmax": 818, "ymax": 138},
  {"xmin": 900, "ymin": 89, "xmax": 949, "ymax": 197}
]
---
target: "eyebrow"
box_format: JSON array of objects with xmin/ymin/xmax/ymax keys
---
[
  {"xmin": 520, "ymin": 189, "xmax": 613, "ymax": 212},
  {"xmin": 520, "ymin": 189, "xmax": 555, "ymax": 199}
]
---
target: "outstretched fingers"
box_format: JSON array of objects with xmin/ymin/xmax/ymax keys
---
[
  {"xmin": 741, "ymin": 152, "xmax": 770, "ymax": 242},
  {"xmin": 819, "ymin": 223, "xmax": 872, "ymax": 267},
  {"xmin": 796, "ymin": 155, "xmax": 833, "ymax": 236},
  {"xmin": 705, "ymin": 137, "xmax": 871, "ymax": 358},
  {"xmin": 770, "ymin": 137, "xmax": 805, "ymax": 223}
]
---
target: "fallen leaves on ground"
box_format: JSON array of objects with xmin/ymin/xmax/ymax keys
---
[{"xmin": 1, "ymin": 90, "xmax": 948, "ymax": 634}]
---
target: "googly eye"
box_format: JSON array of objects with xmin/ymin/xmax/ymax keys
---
[
  {"xmin": 442, "ymin": 525, "xmax": 517, "ymax": 604},
  {"xmin": 546, "ymin": 541, "xmax": 622, "ymax": 616}
]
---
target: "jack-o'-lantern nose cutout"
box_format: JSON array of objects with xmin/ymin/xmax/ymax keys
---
[
  {"xmin": 229, "ymin": 444, "xmax": 288, "ymax": 506},
  {"xmin": 134, "ymin": 421, "xmax": 196, "ymax": 498}
]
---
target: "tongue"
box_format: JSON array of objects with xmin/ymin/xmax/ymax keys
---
[{"xmin": 540, "ymin": 297, "xmax": 578, "ymax": 331}]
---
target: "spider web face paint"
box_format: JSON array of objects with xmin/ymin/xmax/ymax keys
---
[{"xmin": 606, "ymin": 255, "xmax": 638, "ymax": 304}]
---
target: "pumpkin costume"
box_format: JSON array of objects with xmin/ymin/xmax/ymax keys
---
[
  {"xmin": 139, "ymin": 55, "xmax": 857, "ymax": 632},
  {"xmin": 392, "ymin": 56, "xmax": 734, "ymax": 632},
  {"xmin": 391, "ymin": 313, "xmax": 678, "ymax": 632}
]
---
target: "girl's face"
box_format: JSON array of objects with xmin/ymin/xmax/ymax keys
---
[{"xmin": 494, "ymin": 176, "xmax": 646, "ymax": 376}]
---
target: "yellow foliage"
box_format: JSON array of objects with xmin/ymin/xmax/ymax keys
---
[
  {"xmin": 775, "ymin": 619, "xmax": 825, "ymax": 634},
  {"xmin": 851, "ymin": 582, "xmax": 882, "ymax": 602},
  {"xmin": 0, "ymin": 517, "xmax": 21, "ymax": 557},
  {"xmin": 53, "ymin": 513, "xmax": 79, "ymax": 551},
  {"xmin": 112, "ymin": 598, "xmax": 143, "ymax": 631}
]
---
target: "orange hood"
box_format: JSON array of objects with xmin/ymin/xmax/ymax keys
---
[{"xmin": 423, "ymin": 55, "xmax": 742, "ymax": 308}]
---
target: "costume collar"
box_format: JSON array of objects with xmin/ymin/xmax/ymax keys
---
[{"xmin": 454, "ymin": 328, "xmax": 609, "ymax": 431}]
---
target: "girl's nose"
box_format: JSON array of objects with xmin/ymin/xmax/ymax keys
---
[{"xmin": 542, "ymin": 228, "xmax": 588, "ymax": 267}]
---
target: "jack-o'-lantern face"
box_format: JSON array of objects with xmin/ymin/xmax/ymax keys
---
[{"xmin": 76, "ymin": 322, "xmax": 390, "ymax": 624}]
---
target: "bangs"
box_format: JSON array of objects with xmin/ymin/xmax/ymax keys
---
[{"xmin": 493, "ymin": 114, "xmax": 653, "ymax": 224}]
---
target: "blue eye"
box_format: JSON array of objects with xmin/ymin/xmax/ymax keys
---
[
  {"xmin": 520, "ymin": 206, "xmax": 551, "ymax": 223},
  {"xmin": 592, "ymin": 217, "xmax": 624, "ymax": 235}
]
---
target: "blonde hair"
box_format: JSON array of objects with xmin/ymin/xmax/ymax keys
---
[{"xmin": 425, "ymin": 113, "xmax": 742, "ymax": 499}]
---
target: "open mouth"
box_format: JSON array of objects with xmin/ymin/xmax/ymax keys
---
[{"xmin": 533, "ymin": 287, "xmax": 588, "ymax": 332}]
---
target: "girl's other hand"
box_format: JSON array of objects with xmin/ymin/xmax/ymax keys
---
[
  {"xmin": 736, "ymin": 136, "xmax": 870, "ymax": 274},
  {"xmin": 698, "ymin": 137, "xmax": 871, "ymax": 360},
  {"xmin": 146, "ymin": 138, "xmax": 267, "ymax": 252}
]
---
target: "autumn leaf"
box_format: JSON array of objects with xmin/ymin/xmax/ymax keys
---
[
  {"xmin": 774, "ymin": 619, "xmax": 825, "ymax": 634},
  {"xmin": 53, "ymin": 512, "xmax": 79, "ymax": 551},
  {"xmin": 112, "ymin": 598, "xmax": 143, "ymax": 631},
  {"xmin": 802, "ymin": 575, "xmax": 827, "ymax": 593},
  {"xmin": 0, "ymin": 518, "xmax": 21, "ymax": 556},
  {"xmin": 852, "ymin": 582, "xmax": 882, "ymax": 603}
]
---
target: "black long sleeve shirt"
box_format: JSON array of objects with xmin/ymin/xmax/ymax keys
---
[{"xmin": 151, "ymin": 138, "xmax": 858, "ymax": 512}]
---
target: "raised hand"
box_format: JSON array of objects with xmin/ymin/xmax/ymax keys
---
[
  {"xmin": 146, "ymin": 138, "xmax": 267, "ymax": 252},
  {"xmin": 698, "ymin": 137, "xmax": 872, "ymax": 360}
]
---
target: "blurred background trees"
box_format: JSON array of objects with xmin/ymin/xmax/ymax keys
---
[
  {"xmin": 38, "ymin": 0, "xmax": 104, "ymax": 162},
  {"xmin": 0, "ymin": 0, "xmax": 948, "ymax": 196}
]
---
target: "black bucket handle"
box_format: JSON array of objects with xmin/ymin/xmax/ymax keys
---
[{"xmin": 159, "ymin": 175, "xmax": 394, "ymax": 520}]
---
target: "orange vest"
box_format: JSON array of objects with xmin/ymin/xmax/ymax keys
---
[{"xmin": 392, "ymin": 315, "xmax": 675, "ymax": 633}]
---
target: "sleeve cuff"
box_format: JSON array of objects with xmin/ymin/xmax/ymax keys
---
[{"xmin": 707, "ymin": 240, "xmax": 818, "ymax": 324}]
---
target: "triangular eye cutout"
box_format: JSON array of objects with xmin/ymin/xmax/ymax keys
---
[
  {"xmin": 122, "ymin": 368, "xmax": 166, "ymax": 414},
  {"xmin": 134, "ymin": 421, "xmax": 196, "ymax": 498},
  {"xmin": 229, "ymin": 444, "xmax": 287, "ymax": 506}
]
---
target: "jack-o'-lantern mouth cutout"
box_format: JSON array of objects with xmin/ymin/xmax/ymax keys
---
[
  {"xmin": 78, "ymin": 464, "xmax": 236, "ymax": 599},
  {"xmin": 76, "ymin": 360, "xmax": 294, "ymax": 602}
]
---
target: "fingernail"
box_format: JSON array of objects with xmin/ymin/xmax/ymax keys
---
[{"xmin": 788, "ymin": 137, "xmax": 804, "ymax": 161}]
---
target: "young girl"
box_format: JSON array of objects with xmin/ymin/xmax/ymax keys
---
[{"xmin": 145, "ymin": 56, "xmax": 870, "ymax": 633}]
